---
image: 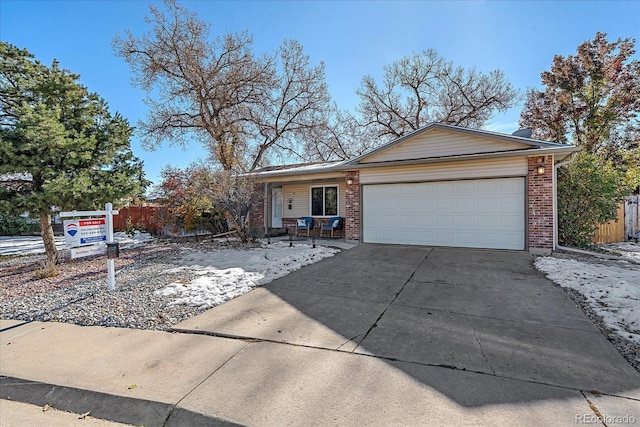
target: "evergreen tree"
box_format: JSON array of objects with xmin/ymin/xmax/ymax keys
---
[{"xmin": 0, "ymin": 42, "xmax": 148, "ymax": 266}]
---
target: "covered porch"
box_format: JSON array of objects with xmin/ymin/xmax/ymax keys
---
[{"xmin": 254, "ymin": 162, "xmax": 352, "ymax": 241}]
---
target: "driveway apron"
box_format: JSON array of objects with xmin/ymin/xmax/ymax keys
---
[{"xmin": 173, "ymin": 244, "xmax": 640, "ymax": 399}]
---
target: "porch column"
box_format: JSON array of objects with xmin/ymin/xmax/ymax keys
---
[
  {"xmin": 249, "ymin": 182, "xmax": 266, "ymax": 232},
  {"xmin": 264, "ymin": 182, "xmax": 268, "ymax": 238}
]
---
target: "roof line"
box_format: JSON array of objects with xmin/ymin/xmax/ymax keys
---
[
  {"xmin": 344, "ymin": 123, "xmax": 569, "ymax": 166},
  {"xmin": 336, "ymin": 145, "xmax": 581, "ymax": 170}
]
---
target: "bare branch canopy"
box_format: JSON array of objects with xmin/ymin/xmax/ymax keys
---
[
  {"xmin": 355, "ymin": 49, "xmax": 519, "ymax": 142},
  {"xmin": 113, "ymin": 0, "xmax": 332, "ymax": 171}
]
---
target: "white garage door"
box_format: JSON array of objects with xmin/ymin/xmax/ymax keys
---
[{"xmin": 362, "ymin": 178, "xmax": 525, "ymax": 250}]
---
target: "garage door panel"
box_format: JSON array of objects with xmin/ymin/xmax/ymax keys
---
[
  {"xmin": 419, "ymin": 215, "xmax": 434, "ymax": 226},
  {"xmin": 500, "ymin": 197, "xmax": 522, "ymax": 211},
  {"xmin": 416, "ymin": 199, "xmax": 434, "ymax": 210},
  {"xmin": 455, "ymin": 214, "xmax": 475, "ymax": 227},
  {"xmin": 435, "ymin": 215, "xmax": 455, "ymax": 227},
  {"xmin": 477, "ymin": 197, "xmax": 498, "ymax": 211},
  {"xmin": 455, "ymin": 232, "xmax": 476, "ymax": 246},
  {"xmin": 362, "ymin": 178, "xmax": 525, "ymax": 250},
  {"xmin": 456, "ymin": 181, "xmax": 476, "ymax": 194},
  {"xmin": 497, "ymin": 179, "xmax": 523, "ymax": 192},
  {"xmin": 477, "ymin": 180, "xmax": 498, "ymax": 192},
  {"xmin": 434, "ymin": 197, "xmax": 454, "ymax": 210},
  {"xmin": 477, "ymin": 215, "xmax": 498, "ymax": 228},
  {"xmin": 455, "ymin": 198, "xmax": 469, "ymax": 210},
  {"xmin": 435, "ymin": 231, "xmax": 454, "ymax": 244},
  {"xmin": 499, "ymin": 214, "xmax": 523, "ymax": 228},
  {"xmin": 382, "ymin": 215, "xmax": 397, "ymax": 227}
]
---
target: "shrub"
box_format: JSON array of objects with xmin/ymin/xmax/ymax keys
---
[
  {"xmin": 123, "ymin": 216, "xmax": 136, "ymax": 237},
  {"xmin": 33, "ymin": 260, "xmax": 59, "ymax": 279},
  {"xmin": 0, "ymin": 213, "xmax": 39, "ymax": 235},
  {"xmin": 246, "ymin": 226, "xmax": 266, "ymax": 241},
  {"xmin": 557, "ymin": 152, "xmax": 629, "ymax": 248}
]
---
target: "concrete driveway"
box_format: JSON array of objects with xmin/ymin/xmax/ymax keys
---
[{"xmin": 171, "ymin": 244, "xmax": 639, "ymax": 424}]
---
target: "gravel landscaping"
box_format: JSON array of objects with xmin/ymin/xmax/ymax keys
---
[
  {"xmin": 0, "ymin": 236, "xmax": 339, "ymax": 331},
  {"xmin": 0, "ymin": 241, "xmax": 210, "ymax": 330}
]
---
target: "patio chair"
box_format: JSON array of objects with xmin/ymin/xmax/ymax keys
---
[
  {"xmin": 321, "ymin": 216, "xmax": 343, "ymax": 238},
  {"xmin": 296, "ymin": 217, "xmax": 314, "ymax": 236}
]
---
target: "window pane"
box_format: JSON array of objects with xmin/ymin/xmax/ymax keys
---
[
  {"xmin": 311, "ymin": 187, "xmax": 324, "ymax": 216},
  {"xmin": 325, "ymin": 186, "xmax": 338, "ymax": 216}
]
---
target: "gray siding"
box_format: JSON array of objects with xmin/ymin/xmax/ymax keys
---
[
  {"xmin": 362, "ymin": 128, "xmax": 530, "ymax": 163},
  {"xmin": 359, "ymin": 157, "xmax": 527, "ymax": 184}
]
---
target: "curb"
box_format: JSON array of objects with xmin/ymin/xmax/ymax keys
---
[{"xmin": 0, "ymin": 376, "xmax": 242, "ymax": 427}]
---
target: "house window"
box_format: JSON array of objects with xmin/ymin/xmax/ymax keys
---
[{"xmin": 311, "ymin": 186, "xmax": 338, "ymax": 216}]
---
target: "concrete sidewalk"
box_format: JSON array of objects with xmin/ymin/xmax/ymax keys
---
[
  {"xmin": 2, "ymin": 319, "xmax": 634, "ymax": 427},
  {"xmin": 2, "ymin": 246, "xmax": 640, "ymax": 426},
  {"xmin": 0, "ymin": 398, "xmax": 131, "ymax": 427}
]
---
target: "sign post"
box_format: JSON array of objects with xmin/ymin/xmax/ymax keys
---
[
  {"xmin": 105, "ymin": 203, "xmax": 116, "ymax": 290},
  {"xmin": 60, "ymin": 203, "xmax": 119, "ymax": 291}
]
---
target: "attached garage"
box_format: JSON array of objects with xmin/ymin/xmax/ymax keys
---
[
  {"xmin": 362, "ymin": 177, "xmax": 525, "ymax": 250},
  {"xmin": 254, "ymin": 123, "xmax": 581, "ymax": 254}
]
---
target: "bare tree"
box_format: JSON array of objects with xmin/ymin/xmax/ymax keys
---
[
  {"xmin": 211, "ymin": 171, "xmax": 260, "ymax": 243},
  {"xmin": 356, "ymin": 49, "xmax": 518, "ymax": 141},
  {"xmin": 113, "ymin": 0, "xmax": 331, "ymax": 171},
  {"xmin": 300, "ymin": 108, "xmax": 377, "ymax": 161},
  {"xmin": 248, "ymin": 39, "xmax": 332, "ymax": 169}
]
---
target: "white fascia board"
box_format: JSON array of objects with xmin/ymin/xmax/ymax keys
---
[
  {"xmin": 338, "ymin": 146, "xmax": 582, "ymax": 170},
  {"xmin": 246, "ymin": 163, "xmax": 344, "ymax": 180}
]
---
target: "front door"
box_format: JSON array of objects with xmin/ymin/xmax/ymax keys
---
[{"xmin": 271, "ymin": 187, "xmax": 283, "ymax": 228}]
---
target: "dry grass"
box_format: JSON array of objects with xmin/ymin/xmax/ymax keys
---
[{"xmin": 32, "ymin": 260, "xmax": 60, "ymax": 279}]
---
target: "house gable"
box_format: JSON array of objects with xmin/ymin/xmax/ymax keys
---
[{"xmin": 358, "ymin": 126, "xmax": 539, "ymax": 164}]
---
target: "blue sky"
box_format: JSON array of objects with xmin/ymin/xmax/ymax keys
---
[{"xmin": 1, "ymin": 0, "xmax": 639, "ymax": 187}]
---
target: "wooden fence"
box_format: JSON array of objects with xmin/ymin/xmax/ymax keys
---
[
  {"xmin": 626, "ymin": 195, "xmax": 639, "ymax": 241},
  {"xmin": 113, "ymin": 206, "xmax": 160, "ymax": 233},
  {"xmin": 593, "ymin": 204, "xmax": 625, "ymax": 243},
  {"xmin": 592, "ymin": 196, "xmax": 639, "ymax": 243}
]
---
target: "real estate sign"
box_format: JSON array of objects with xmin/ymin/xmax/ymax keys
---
[
  {"xmin": 60, "ymin": 203, "xmax": 119, "ymax": 290},
  {"xmin": 64, "ymin": 218, "xmax": 107, "ymax": 248}
]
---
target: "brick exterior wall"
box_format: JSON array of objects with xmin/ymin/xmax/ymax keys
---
[
  {"xmin": 345, "ymin": 171, "xmax": 360, "ymax": 241},
  {"xmin": 249, "ymin": 184, "xmax": 265, "ymax": 230},
  {"xmin": 282, "ymin": 217, "xmax": 297, "ymax": 232},
  {"xmin": 527, "ymin": 155, "xmax": 554, "ymax": 251}
]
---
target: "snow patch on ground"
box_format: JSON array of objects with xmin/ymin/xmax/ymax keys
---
[
  {"xmin": 602, "ymin": 242, "xmax": 640, "ymax": 263},
  {"xmin": 0, "ymin": 236, "xmax": 67, "ymax": 256},
  {"xmin": 156, "ymin": 241, "xmax": 339, "ymax": 308},
  {"xmin": 0, "ymin": 231, "xmax": 154, "ymax": 256},
  {"xmin": 113, "ymin": 231, "xmax": 154, "ymax": 247},
  {"xmin": 535, "ymin": 256, "xmax": 640, "ymax": 345}
]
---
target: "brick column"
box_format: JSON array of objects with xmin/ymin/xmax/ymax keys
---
[
  {"xmin": 528, "ymin": 155, "xmax": 554, "ymax": 254},
  {"xmin": 249, "ymin": 183, "xmax": 266, "ymax": 230},
  {"xmin": 345, "ymin": 171, "xmax": 360, "ymax": 241}
]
